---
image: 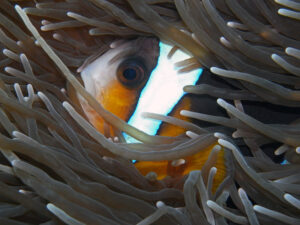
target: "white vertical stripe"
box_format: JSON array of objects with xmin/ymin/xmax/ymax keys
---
[{"xmin": 126, "ymin": 42, "xmax": 202, "ymax": 143}]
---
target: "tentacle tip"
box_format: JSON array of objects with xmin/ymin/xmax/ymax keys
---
[
  {"xmin": 206, "ymin": 200, "xmax": 213, "ymax": 207},
  {"xmin": 171, "ymin": 158, "xmax": 185, "ymax": 167},
  {"xmin": 113, "ymin": 137, "xmax": 119, "ymax": 142},
  {"xmin": 13, "ymin": 83, "xmax": 20, "ymax": 88},
  {"xmin": 283, "ymin": 192, "xmax": 299, "ymax": 202},
  {"xmin": 41, "ymin": 20, "xmax": 49, "ymax": 25},
  {"xmin": 210, "ymin": 66, "xmax": 219, "ymax": 73},
  {"xmin": 274, "ymin": 150, "xmax": 280, "ymax": 156},
  {"xmin": 226, "ymin": 21, "xmax": 232, "ymax": 26},
  {"xmin": 53, "ymin": 33, "xmax": 59, "ymax": 39},
  {"xmin": 14, "ymin": 5, "xmax": 21, "ymax": 10},
  {"xmin": 12, "ymin": 130, "xmax": 19, "ymax": 137},
  {"xmin": 182, "ymin": 85, "xmax": 190, "ymax": 92},
  {"xmin": 284, "ymin": 193, "xmax": 291, "ymax": 199},
  {"xmin": 11, "ymin": 159, "xmax": 21, "ymax": 167},
  {"xmin": 2, "ymin": 48, "xmax": 8, "ymax": 54},
  {"xmin": 60, "ymin": 88, "xmax": 66, "ymax": 94},
  {"xmin": 238, "ymin": 187, "xmax": 245, "ymax": 194},
  {"xmin": 213, "ymin": 144, "xmax": 222, "ymax": 151},
  {"xmin": 19, "ymin": 189, "xmax": 27, "ymax": 194},
  {"xmin": 285, "ymin": 47, "xmax": 292, "ymax": 54},
  {"xmin": 186, "ymin": 130, "xmax": 199, "ymax": 139},
  {"xmin": 62, "ymin": 101, "xmax": 70, "ymax": 108},
  {"xmin": 214, "ymin": 132, "xmax": 220, "ymax": 138},
  {"xmin": 180, "ymin": 110, "xmax": 188, "ymax": 116},
  {"xmin": 277, "ymin": 8, "xmax": 289, "ymax": 16},
  {"xmin": 36, "ymin": 91, "xmax": 43, "ymax": 97},
  {"xmin": 211, "ymin": 166, "xmax": 217, "ymax": 173},
  {"xmin": 46, "ymin": 203, "xmax": 55, "ymax": 211},
  {"xmin": 232, "ymin": 131, "xmax": 238, "ymax": 138},
  {"xmin": 271, "ymin": 53, "xmax": 279, "ymax": 60},
  {"xmin": 156, "ymin": 201, "xmax": 165, "ymax": 208},
  {"xmin": 23, "ymin": 8, "xmax": 32, "ymax": 14},
  {"xmin": 217, "ymin": 138, "xmax": 227, "ymax": 147},
  {"xmin": 17, "ymin": 41, "xmax": 22, "ymax": 46},
  {"xmin": 216, "ymin": 98, "xmax": 225, "ymax": 105},
  {"xmin": 88, "ymin": 29, "xmax": 94, "ymax": 35}
]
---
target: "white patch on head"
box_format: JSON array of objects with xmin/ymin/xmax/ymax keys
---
[
  {"xmin": 125, "ymin": 42, "xmax": 202, "ymax": 143},
  {"xmin": 80, "ymin": 43, "xmax": 129, "ymax": 97}
]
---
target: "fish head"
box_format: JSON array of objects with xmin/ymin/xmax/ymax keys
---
[{"xmin": 78, "ymin": 37, "xmax": 159, "ymax": 137}]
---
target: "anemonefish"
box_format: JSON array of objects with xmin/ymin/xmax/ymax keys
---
[{"xmin": 71, "ymin": 37, "xmax": 227, "ymax": 191}]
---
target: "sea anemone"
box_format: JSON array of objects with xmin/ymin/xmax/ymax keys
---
[{"xmin": 0, "ymin": 0, "xmax": 299, "ymax": 224}]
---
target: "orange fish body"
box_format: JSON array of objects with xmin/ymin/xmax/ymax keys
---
[
  {"xmin": 135, "ymin": 95, "xmax": 227, "ymax": 191},
  {"xmin": 73, "ymin": 37, "xmax": 227, "ymax": 191}
]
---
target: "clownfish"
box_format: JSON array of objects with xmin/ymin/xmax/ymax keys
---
[{"xmin": 71, "ymin": 37, "xmax": 227, "ymax": 190}]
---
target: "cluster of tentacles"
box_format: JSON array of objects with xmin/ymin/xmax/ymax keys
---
[{"xmin": 0, "ymin": 0, "xmax": 299, "ymax": 225}]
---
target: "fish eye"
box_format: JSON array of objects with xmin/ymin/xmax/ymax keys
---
[{"xmin": 117, "ymin": 58, "xmax": 147, "ymax": 88}]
